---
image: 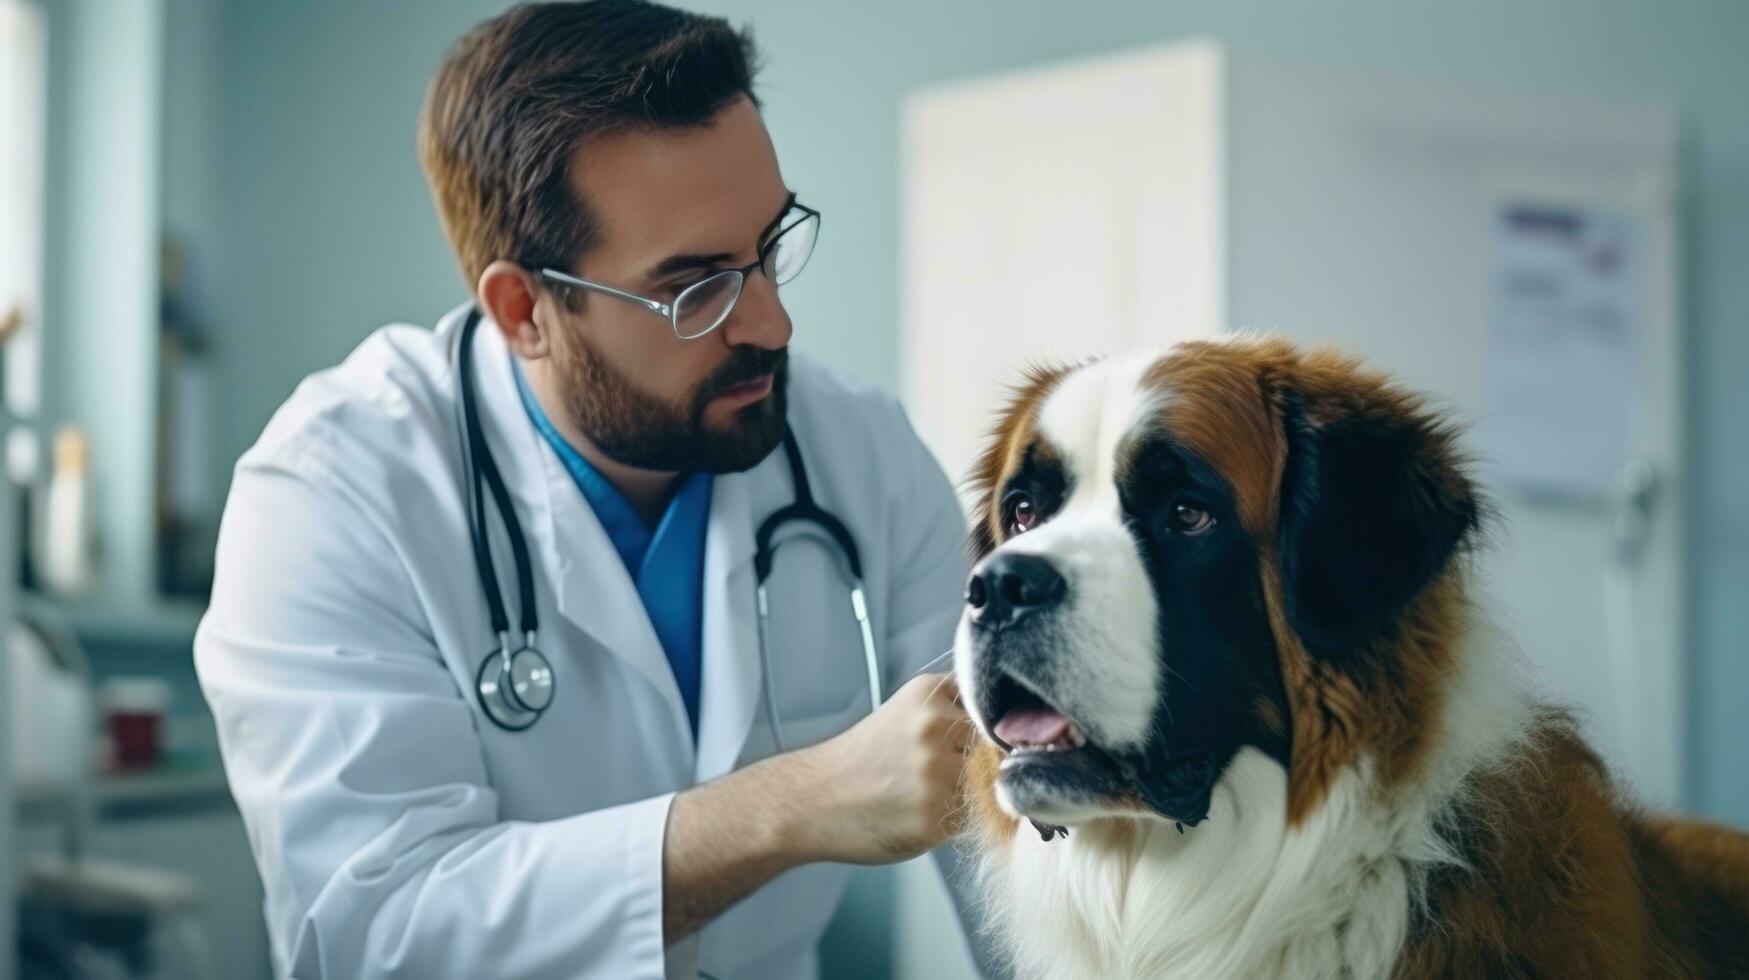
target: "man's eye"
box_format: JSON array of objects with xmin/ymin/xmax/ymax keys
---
[{"xmin": 1004, "ymin": 492, "xmax": 1040, "ymax": 536}]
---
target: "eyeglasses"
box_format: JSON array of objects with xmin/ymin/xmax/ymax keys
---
[{"xmin": 538, "ymin": 201, "xmax": 821, "ymax": 341}]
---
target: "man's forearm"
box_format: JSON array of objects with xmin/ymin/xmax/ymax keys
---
[
  {"xmin": 661, "ymin": 746, "xmax": 827, "ymax": 943},
  {"xmin": 661, "ymin": 672, "xmax": 970, "ymax": 943}
]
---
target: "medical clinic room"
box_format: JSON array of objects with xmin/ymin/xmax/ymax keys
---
[{"xmin": 5, "ymin": 0, "xmax": 1749, "ymax": 977}]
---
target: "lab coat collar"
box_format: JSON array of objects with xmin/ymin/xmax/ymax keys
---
[{"xmin": 457, "ymin": 306, "xmax": 766, "ymax": 783}]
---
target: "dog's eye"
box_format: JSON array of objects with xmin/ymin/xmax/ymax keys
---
[
  {"xmin": 1169, "ymin": 500, "xmax": 1215, "ymax": 535},
  {"xmin": 1004, "ymin": 492, "xmax": 1040, "ymax": 535}
]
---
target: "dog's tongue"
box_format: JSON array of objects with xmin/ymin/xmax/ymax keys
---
[{"xmin": 995, "ymin": 706, "xmax": 1070, "ymax": 746}]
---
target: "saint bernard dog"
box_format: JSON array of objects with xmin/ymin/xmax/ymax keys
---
[{"xmin": 953, "ymin": 337, "xmax": 1749, "ymax": 978}]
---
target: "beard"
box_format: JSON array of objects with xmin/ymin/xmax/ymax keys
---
[{"xmin": 551, "ymin": 327, "xmax": 789, "ymax": 474}]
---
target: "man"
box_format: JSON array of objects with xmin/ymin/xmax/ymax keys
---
[{"xmin": 194, "ymin": 3, "xmax": 989, "ymax": 977}]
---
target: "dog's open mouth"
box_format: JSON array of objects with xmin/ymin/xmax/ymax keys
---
[
  {"xmin": 983, "ymin": 671, "xmax": 1122, "ymax": 777},
  {"xmin": 989, "ymin": 673, "xmax": 1087, "ymax": 754},
  {"xmin": 996, "ymin": 702, "xmax": 1087, "ymax": 753},
  {"xmin": 979, "ymin": 671, "xmax": 1134, "ymax": 836}
]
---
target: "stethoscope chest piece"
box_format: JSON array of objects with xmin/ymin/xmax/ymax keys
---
[{"xmin": 476, "ymin": 635, "xmax": 555, "ymax": 732}]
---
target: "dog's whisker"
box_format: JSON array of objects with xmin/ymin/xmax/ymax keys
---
[
  {"xmin": 1161, "ymin": 661, "xmax": 1198, "ymax": 693},
  {"xmin": 905, "ymin": 647, "xmax": 957, "ymax": 681},
  {"xmin": 927, "ymin": 670, "xmax": 957, "ymax": 703}
]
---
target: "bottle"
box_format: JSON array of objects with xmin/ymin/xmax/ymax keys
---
[{"xmin": 43, "ymin": 425, "xmax": 98, "ymax": 596}]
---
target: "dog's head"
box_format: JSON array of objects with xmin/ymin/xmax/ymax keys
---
[{"xmin": 955, "ymin": 338, "xmax": 1481, "ymax": 831}]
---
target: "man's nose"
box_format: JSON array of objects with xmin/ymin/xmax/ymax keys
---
[
  {"xmin": 718, "ymin": 270, "xmax": 792, "ymax": 351},
  {"xmin": 966, "ymin": 553, "xmax": 1066, "ymax": 630}
]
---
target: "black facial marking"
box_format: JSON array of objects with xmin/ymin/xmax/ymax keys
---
[
  {"xmin": 997, "ymin": 442, "xmax": 1071, "ymax": 542},
  {"xmin": 1114, "ymin": 434, "xmax": 1293, "ymax": 825},
  {"xmin": 970, "ymin": 438, "xmax": 1074, "ymax": 561}
]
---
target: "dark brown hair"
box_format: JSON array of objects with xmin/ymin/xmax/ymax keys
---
[{"xmin": 418, "ymin": 0, "xmax": 760, "ymax": 286}]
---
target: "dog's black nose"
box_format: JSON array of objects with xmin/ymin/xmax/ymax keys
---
[{"xmin": 967, "ymin": 553, "xmax": 1066, "ymax": 629}]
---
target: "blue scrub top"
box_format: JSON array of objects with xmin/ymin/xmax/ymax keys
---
[{"xmin": 513, "ymin": 362, "xmax": 712, "ymax": 740}]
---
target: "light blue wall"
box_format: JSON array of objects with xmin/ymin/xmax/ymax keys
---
[
  {"xmin": 38, "ymin": 0, "xmax": 164, "ymax": 605},
  {"xmin": 198, "ymin": 1, "xmax": 1749, "ymax": 823}
]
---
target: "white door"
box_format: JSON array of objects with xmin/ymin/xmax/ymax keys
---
[{"xmin": 901, "ymin": 41, "xmax": 1227, "ymax": 488}]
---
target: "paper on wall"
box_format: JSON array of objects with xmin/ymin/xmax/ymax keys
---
[{"xmin": 1479, "ymin": 202, "xmax": 1642, "ymax": 500}]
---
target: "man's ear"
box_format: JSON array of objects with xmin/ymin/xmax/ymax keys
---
[
  {"xmin": 1276, "ymin": 387, "xmax": 1480, "ymax": 658},
  {"xmin": 477, "ymin": 260, "xmax": 550, "ymax": 359}
]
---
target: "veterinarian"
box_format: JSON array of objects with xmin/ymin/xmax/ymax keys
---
[{"xmin": 193, "ymin": 3, "xmax": 991, "ymax": 977}]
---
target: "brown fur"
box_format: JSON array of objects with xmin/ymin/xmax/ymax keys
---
[
  {"xmin": 1399, "ymin": 714, "xmax": 1749, "ymax": 978},
  {"xmin": 963, "ymin": 742, "xmax": 1016, "ymax": 850},
  {"xmin": 961, "ymin": 337, "xmax": 1749, "ymax": 976}
]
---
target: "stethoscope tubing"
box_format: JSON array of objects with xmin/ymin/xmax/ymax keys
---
[{"xmin": 455, "ymin": 305, "xmax": 882, "ymax": 738}]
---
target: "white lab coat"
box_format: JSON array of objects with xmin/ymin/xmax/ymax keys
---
[{"xmin": 195, "ymin": 304, "xmax": 985, "ymax": 980}]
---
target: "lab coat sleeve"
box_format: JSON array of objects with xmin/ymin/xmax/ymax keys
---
[
  {"xmin": 878, "ymin": 404, "xmax": 1011, "ymax": 979},
  {"xmin": 195, "ymin": 445, "xmax": 672, "ymax": 980}
]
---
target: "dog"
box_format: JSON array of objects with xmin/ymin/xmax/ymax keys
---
[{"xmin": 952, "ymin": 337, "xmax": 1749, "ymax": 978}]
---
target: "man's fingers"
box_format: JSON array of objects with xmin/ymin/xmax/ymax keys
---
[
  {"xmin": 892, "ymin": 671, "xmax": 977, "ymax": 752},
  {"xmin": 894, "ymin": 670, "xmax": 958, "ymax": 705}
]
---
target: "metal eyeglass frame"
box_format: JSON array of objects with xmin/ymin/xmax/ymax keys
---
[{"xmin": 537, "ymin": 201, "xmax": 821, "ymax": 341}]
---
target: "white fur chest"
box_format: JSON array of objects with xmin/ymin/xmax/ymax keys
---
[{"xmin": 975, "ymin": 750, "xmax": 1449, "ymax": 980}]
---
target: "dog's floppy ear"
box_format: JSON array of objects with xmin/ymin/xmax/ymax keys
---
[{"xmin": 1276, "ymin": 384, "xmax": 1479, "ymax": 658}]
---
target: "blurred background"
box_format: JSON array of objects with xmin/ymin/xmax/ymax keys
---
[{"xmin": 2, "ymin": 1, "xmax": 1746, "ymax": 977}]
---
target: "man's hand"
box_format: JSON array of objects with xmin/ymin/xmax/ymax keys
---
[
  {"xmin": 661, "ymin": 672, "xmax": 974, "ymax": 942},
  {"xmin": 791, "ymin": 672, "xmax": 975, "ymax": 865}
]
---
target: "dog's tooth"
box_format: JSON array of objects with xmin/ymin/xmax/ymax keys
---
[{"xmin": 1069, "ymin": 725, "xmax": 1087, "ymax": 748}]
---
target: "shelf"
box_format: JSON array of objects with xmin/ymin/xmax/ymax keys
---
[
  {"xmin": 17, "ymin": 763, "xmax": 233, "ymax": 825},
  {"xmin": 22, "ymin": 591, "xmax": 207, "ymax": 648}
]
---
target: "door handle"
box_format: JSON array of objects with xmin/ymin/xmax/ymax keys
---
[{"xmin": 1610, "ymin": 459, "xmax": 1659, "ymax": 565}]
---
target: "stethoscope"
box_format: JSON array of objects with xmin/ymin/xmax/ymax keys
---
[{"xmin": 454, "ymin": 306, "xmax": 881, "ymax": 745}]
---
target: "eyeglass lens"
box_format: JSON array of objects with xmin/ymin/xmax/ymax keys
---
[{"xmin": 671, "ymin": 207, "xmax": 820, "ymax": 340}]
